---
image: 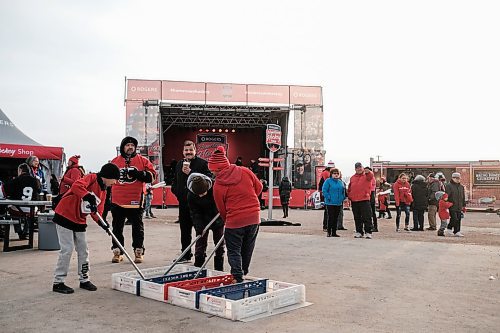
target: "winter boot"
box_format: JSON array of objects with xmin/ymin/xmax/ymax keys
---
[
  {"xmin": 214, "ymin": 256, "xmax": 224, "ymax": 271},
  {"xmin": 134, "ymin": 248, "xmax": 144, "ymax": 264},
  {"xmin": 112, "ymin": 248, "xmax": 123, "ymax": 263},
  {"xmin": 194, "ymin": 255, "xmax": 206, "ymax": 268},
  {"xmin": 437, "ymin": 221, "xmax": 447, "ymax": 236}
]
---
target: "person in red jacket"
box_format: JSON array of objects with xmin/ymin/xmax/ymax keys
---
[
  {"xmin": 52, "ymin": 163, "xmax": 120, "ymax": 294},
  {"xmin": 347, "ymin": 162, "xmax": 374, "ymax": 239},
  {"xmin": 393, "ymin": 173, "xmax": 413, "ymax": 232},
  {"xmin": 55, "ymin": 155, "xmax": 85, "ymax": 207},
  {"xmin": 436, "ymin": 191, "xmax": 453, "ymax": 236},
  {"xmin": 209, "ymin": 146, "xmax": 263, "ymax": 283},
  {"xmin": 110, "ymin": 136, "xmax": 157, "ymax": 264}
]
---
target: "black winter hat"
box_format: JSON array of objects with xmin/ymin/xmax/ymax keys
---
[
  {"xmin": 99, "ymin": 163, "xmax": 120, "ymax": 180},
  {"xmin": 120, "ymin": 136, "xmax": 138, "ymax": 157},
  {"xmin": 191, "ymin": 176, "xmax": 209, "ymax": 195}
]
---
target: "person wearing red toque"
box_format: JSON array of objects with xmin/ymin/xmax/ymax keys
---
[
  {"xmin": 208, "ymin": 146, "xmax": 263, "ymax": 283},
  {"xmin": 57, "ymin": 155, "xmax": 85, "ymax": 203}
]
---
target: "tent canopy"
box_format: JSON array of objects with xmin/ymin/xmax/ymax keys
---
[{"xmin": 0, "ymin": 108, "xmax": 63, "ymax": 159}]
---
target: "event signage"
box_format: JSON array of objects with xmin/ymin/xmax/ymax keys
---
[
  {"xmin": 127, "ymin": 80, "xmax": 162, "ymax": 100},
  {"xmin": 265, "ymin": 124, "xmax": 281, "ymax": 153},
  {"xmin": 473, "ymin": 169, "xmax": 500, "ymax": 186},
  {"xmin": 290, "ymin": 86, "xmax": 322, "ymax": 105},
  {"xmin": 205, "ymin": 83, "xmax": 247, "ymax": 103},
  {"xmin": 0, "ymin": 144, "xmax": 63, "ymax": 159},
  {"xmin": 196, "ymin": 134, "xmax": 228, "ymax": 161}
]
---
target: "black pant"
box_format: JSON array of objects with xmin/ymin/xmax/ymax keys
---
[
  {"xmin": 370, "ymin": 191, "xmax": 378, "ymax": 229},
  {"xmin": 282, "ymin": 204, "xmax": 289, "ymax": 217},
  {"xmin": 224, "ymin": 224, "xmax": 259, "ymax": 281},
  {"xmin": 194, "ymin": 225, "xmax": 225, "ymax": 261},
  {"xmin": 351, "ymin": 200, "xmax": 373, "ymax": 235},
  {"xmin": 326, "ymin": 205, "xmax": 341, "ymax": 236},
  {"xmin": 179, "ymin": 201, "xmax": 193, "ymax": 259},
  {"xmin": 323, "ymin": 208, "xmax": 328, "ymax": 229},
  {"xmin": 111, "ymin": 205, "xmax": 144, "ymax": 253},
  {"xmin": 412, "ymin": 209, "xmax": 425, "ymax": 230},
  {"xmin": 447, "ymin": 210, "xmax": 462, "ymax": 233}
]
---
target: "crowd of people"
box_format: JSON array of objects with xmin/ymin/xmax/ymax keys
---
[
  {"xmin": 0, "ymin": 138, "xmax": 468, "ymax": 295},
  {"xmin": 317, "ymin": 164, "xmax": 467, "ymax": 239}
]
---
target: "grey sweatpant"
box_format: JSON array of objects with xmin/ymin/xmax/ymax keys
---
[{"xmin": 53, "ymin": 224, "xmax": 89, "ymax": 284}]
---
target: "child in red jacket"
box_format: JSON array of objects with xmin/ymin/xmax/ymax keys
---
[
  {"xmin": 436, "ymin": 191, "xmax": 453, "ymax": 236},
  {"xmin": 208, "ymin": 146, "xmax": 263, "ymax": 283},
  {"xmin": 52, "ymin": 163, "xmax": 120, "ymax": 294}
]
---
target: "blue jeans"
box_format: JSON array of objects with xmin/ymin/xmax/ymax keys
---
[
  {"xmin": 396, "ymin": 203, "xmax": 410, "ymax": 229},
  {"xmin": 224, "ymin": 224, "xmax": 259, "ymax": 282}
]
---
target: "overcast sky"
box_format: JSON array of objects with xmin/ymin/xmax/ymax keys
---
[{"xmin": 1, "ymin": 0, "xmax": 499, "ymax": 175}]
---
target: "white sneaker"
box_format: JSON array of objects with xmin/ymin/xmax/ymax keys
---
[
  {"xmin": 454, "ymin": 232, "xmax": 465, "ymax": 237},
  {"xmin": 365, "ymin": 233, "xmax": 372, "ymax": 239},
  {"xmin": 396, "ymin": 228, "xmax": 400, "ymax": 232},
  {"xmin": 354, "ymin": 232, "xmax": 363, "ymax": 238},
  {"xmin": 445, "ymin": 229, "xmax": 454, "ymax": 236}
]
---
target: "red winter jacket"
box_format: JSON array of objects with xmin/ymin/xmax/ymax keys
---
[
  {"xmin": 213, "ymin": 165, "xmax": 263, "ymax": 229},
  {"xmin": 438, "ymin": 199, "xmax": 453, "ymax": 220},
  {"xmin": 347, "ymin": 171, "xmax": 374, "ymax": 202},
  {"xmin": 393, "ymin": 179, "xmax": 413, "ymax": 206},
  {"xmin": 59, "ymin": 165, "xmax": 84, "ymax": 195},
  {"xmin": 54, "ymin": 173, "xmax": 106, "ymax": 231},
  {"xmin": 111, "ymin": 154, "xmax": 156, "ymax": 208},
  {"xmin": 378, "ymin": 192, "xmax": 388, "ymax": 211}
]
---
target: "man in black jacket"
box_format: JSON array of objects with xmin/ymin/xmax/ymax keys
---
[
  {"xmin": 171, "ymin": 140, "xmax": 211, "ymax": 262},
  {"xmin": 187, "ymin": 173, "xmax": 224, "ymax": 270},
  {"xmin": 4, "ymin": 163, "xmax": 41, "ymax": 239},
  {"xmin": 445, "ymin": 172, "xmax": 466, "ymax": 237}
]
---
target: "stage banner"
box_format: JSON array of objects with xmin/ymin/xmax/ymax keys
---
[
  {"xmin": 196, "ymin": 134, "xmax": 228, "ymax": 161},
  {"xmin": 292, "ymin": 148, "xmax": 325, "ymax": 189},
  {"xmin": 126, "ymin": 104, "xmax": 159, "ymax": 147},
  {"xmin": 290, "ymin": 86, "xmax": 322, "ymax": 105},
  {"xmin": 162, "ymin": 81, "xmax": 206, "ymax": 102},
  {"xmin": 294, "ymin": 106, "xmax": 324, "ymax": 150},
  {"xmin": 206, "ymin": 83, "xmax": 247, "ymax": 103},
  {"xmin": 246, "ymin": 84, "xmax": 289, "ymax": 105},
  {"xmin": 126, "ymin": 79, "xmax": 161, "ymax": 100}
]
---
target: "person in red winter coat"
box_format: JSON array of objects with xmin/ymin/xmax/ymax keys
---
[
  {"xmin": 110, "ymin": 136, "xmax": 157, "ymax": 264},
  {"xmin": 209, "ymin": 146, "xmax": 263, "ymax": 283},
  {"xmin": 54, "ymin": 155, "xmax": 85, "ymax": 209},
  {"xmin": 52, "ymin": 163, "xmax": 120, "ymax": 294},
  {"xmin": 436, "ymin": 191, "xmax": 453, "ymax": 236},
  {"xmin": 347, "ymin": 162, "xmax": 374, "ymax": 239},
  {"xmin": 393, "ymin": 173, "xmax": 413, "ymax": 232}
]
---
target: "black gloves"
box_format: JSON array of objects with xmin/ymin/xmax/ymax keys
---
[
  {"xmin": 83, "ymin": 193, "xmax": 97, "ymax": 213},
  {"xmin": 127, "ymin": 168, "xmax": 153, "ymax": 183}
]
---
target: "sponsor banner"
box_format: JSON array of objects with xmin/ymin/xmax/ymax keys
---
[
  {"xmin": 294, "ymin": 106, "xmax": 324, "ymax": 150},
  {"xmin": 473, "ymin": 169, "xmax": 500, "ymax": 186},
  {"xmin": 206, "ymin": 83, "xmax": 247, "ymax": 103},
  {"xmin": 246, "ymin": 84, "xmax": 289, "ymax": 105},
  {"xmin": 162, "ymin": 81, "xmax": 206, "ymax": 102},
  {"xmin": 0, "ymin": 144, "xmax": 63, "ymax": 159},
  {"xmin": 196, "ymin": 134, "xmax": 228, "ymax": 161},
  {"xmin": 292, "ymin": 148, "xmax": 325, "ymax": 189},
  {"xmin": 290, "ymin": 86, "xmax": 322, "ymax": 105},
  {"xmin": 266, "ymin": 124, "xmax": 281, "ymax": 152},
  {"xmin": 127, "ymin": 79, "xmax": 161, "ymax": 100}
]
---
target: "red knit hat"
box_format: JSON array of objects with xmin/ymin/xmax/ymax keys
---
[
  {"xmin": 208, "ymin": 146, "xmax": 230, "ymax": 172},
  {"xmin": 69, "ymin": 155, "xmax": 80, "ymax": 165}
]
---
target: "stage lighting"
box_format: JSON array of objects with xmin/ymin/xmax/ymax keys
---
[
  {"xmin": 231, "ymin": 129, "xmax": 236, "ymax": 133},
  {"xmin": 218, "ymin": 129, "xmax": 223, "ymax": 132},
  {"xmin": 224, "ymin": 129, "xmax": 229, "ymax": 133},
  {"xmin": 212, "ymin": 128, "xmax": 216, "ymax": 132},
  {"xmin": 199, "ymin": 128, "xmax": 203, "ymax": 132},
  {"xmin": 205, "ymin": 129, "xmax": 209, "ymax": 132}
]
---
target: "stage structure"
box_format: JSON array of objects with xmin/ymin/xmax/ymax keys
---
[{"xmin": 124, "ymin": 79, "xmax": 324, "ymax": 207}]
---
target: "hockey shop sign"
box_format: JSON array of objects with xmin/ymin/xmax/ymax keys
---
[{"xmin": 266, "ymin": 124, "xmax": 281, "ymax": 152}]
